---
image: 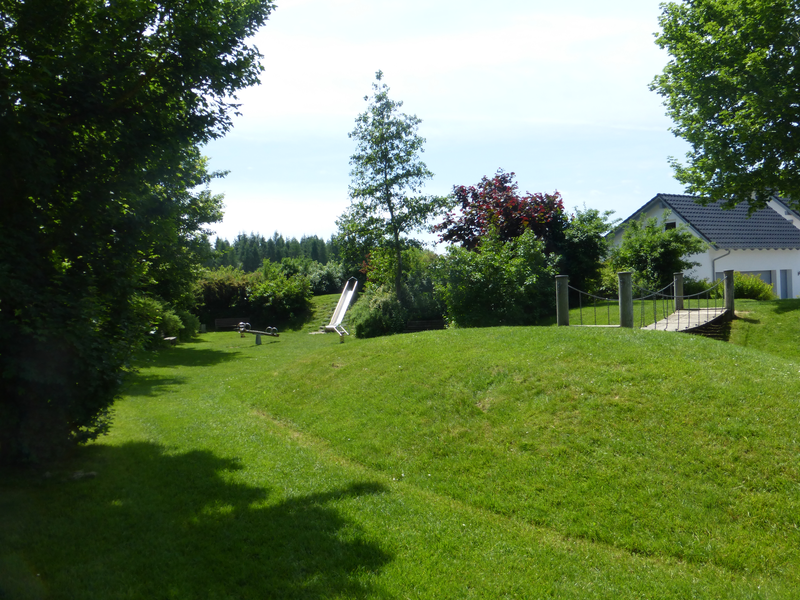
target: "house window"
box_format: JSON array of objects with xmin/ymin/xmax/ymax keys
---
[{"xmin": 664, "ymin": 222, "xmax": 676, "ymax": 230}]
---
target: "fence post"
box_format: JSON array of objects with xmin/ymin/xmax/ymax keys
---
[
  {"xmin": 618, "ymin": 271, "xmax": 634, "ymax": 328},
  {"xmin": 724, "ymin": 269, "xmax": 735, "ymax": 319},
  {"xmin": 674, "ymin": 272, "xmax": 684, "ymax": 311},
  {"xmin": 556, "ymin": 275, "xmax": 569, "ymax": 326}
]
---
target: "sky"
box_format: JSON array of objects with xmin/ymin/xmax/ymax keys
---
[{"xmin": 202, "ymin": 0, "xmax": 691, "ymax": 245}]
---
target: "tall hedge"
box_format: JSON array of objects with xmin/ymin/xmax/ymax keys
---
[
  {"xmin": 196, "ymin": 264, "xmax": 312, "ymax": 329},
  {"xmin": 433, "ymin": 229, "xmax": 557, "ymax": 327}
]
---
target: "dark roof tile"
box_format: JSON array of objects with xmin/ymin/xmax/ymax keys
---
[{"xmin": 648, "ymin": 194, "xmax": 800, "ymax": 249}]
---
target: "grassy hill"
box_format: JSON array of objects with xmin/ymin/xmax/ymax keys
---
[{"xmin": 2, "ymin": 299, "xmax": 799, "ymax": 598}]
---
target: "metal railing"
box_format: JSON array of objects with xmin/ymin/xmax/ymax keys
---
[
  {"xmin": 633, "ymin": 281, "xmax": 675, "ymax": 329},
  {"xmin": 634, "ymin": 276, "xmax": 725, "ymax": 331},
  {"xmin": 556, "ymin": 271, "xmax": 733, "ymax": 331},
  {"xmin": 567, "ymin": 285, "xmax": 619, "ymax": 326}
]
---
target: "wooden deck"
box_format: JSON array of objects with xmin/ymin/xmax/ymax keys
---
[{"xmin": 641, "ymin": 307, "xmax": 728, "ymax": 332}]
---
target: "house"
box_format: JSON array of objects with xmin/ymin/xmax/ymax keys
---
[{"xmin": 610, "ymin": 194, "xmax": 800, "ymax": 299}]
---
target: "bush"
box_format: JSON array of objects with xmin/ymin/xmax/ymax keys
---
[
  {"xmin": 195, "ymin": 266, "xmax": 252, "ymax": 326},
  {"xmin": 349, "ymin": 286, "xmax": 408, "ymax": 338},
  {"xmin": 682, "ymin": 275, "xmax": 718, "ymax": 297},
  {"xmin": 279, "ymin": 257, "xmax": 346, "ymax": 295},
  {"xmin": 131, "ymin": 294, "xmax": 166, "ymax": 339},
  {"xmin": 589, "ymin": 262, "xmax": 620, "ymax": 298},
  {"xmin": 130, "ymin": 294, "xmax": 185, "ymax": 346},
  {"xmin": 364, "ymin": 247, "xmax": 444, "ymax": 321},
  {"xmin": 249, "ymin": 261, "xmax": 313, "ymax": 324},
  {"xmin": 158, "ymin": 309, "xmax": 184, "ymax": 339},
  {"xmin": 681, "ymin": 272, "xmax": 776, "ymax": 301},
  {"xmin": 734, "ymin": 272, "xmax": 777, "ymax": 301},
  {"xmin": 433, "ymin": 229, "xmax": 557, "ymax": 327},
  {"xmin": 175, "ymin": 310, "xmax": 200, "ymax": 342},
  {"xmin": 308, "ymin": 261, "xmax": 346, "ymax": 295},
  {"xmin": 195, "ymin": 263, "xmax": 311, "ymax": 328}
]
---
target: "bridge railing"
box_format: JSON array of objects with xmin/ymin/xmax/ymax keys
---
[
  {"xmin": 566, "ymin": 285, "xmax": 619, "ymax": 326},
  {"xmin": 556, "ymin": 270, "xmax": 735, "ymax": 330},
  {"xmin": 673, "ymin": 275, "xmax": 727, "ymax": 331},
  {"xmin": 633, "ymin": 281, "xmax": 675, "ymax": 329},
  {"xmin": 556, "ymin": 272, "xmax": 630, "ymax": 327},
  {"xmin": 633, "ymin": 276, "xmax": 725, "ymax": 330}
]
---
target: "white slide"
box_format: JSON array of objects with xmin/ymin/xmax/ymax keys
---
[{"xmin": 325, "ymin": 277, "xmax": 358, "ymax": 336}]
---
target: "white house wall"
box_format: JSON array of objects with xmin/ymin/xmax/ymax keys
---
[
  {"xmin": 687, "ymin": 247, "xmax": 799, "ymax": 298},
  {"xmin": 612, "ymin": 204, "xmax": 800, "ymax": 299}
]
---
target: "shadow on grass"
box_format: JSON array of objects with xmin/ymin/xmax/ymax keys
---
[
  {"xmin": 770, "ymin": 298, "xmax": 800, "ymax": 314},
  {"xmin": 152, "ymin": 346, "xmax": 243, "ymax": 369},
  {"xmin": 734, "ymin": 314, "xmax": 761, "ymax": 324},
  {"xmin": 8, "ymin": 442, "xmax": 393, "ymax": 599},
  {"xmin": 122, "ymin": 373, "xmax": 188, "ymax": 397}
]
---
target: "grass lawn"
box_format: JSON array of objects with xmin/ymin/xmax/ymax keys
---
[{"xmin": 2, "ymin": 298, "xmax": 799, "ymax": 598}]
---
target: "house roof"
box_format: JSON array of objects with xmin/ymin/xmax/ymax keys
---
[{"xmin": 617, "ymin": 193, "xmax": 800, "ymax": 250}]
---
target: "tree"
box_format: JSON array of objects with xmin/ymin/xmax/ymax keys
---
[
  {"xmin": 560, "ymin": 206, "xmax": 619, "ymax": 295},
  {"xmin": 434, "ymin": 170, "xmax": 616, "ymax": 296},
  {"xmin": 0, "ymin": 0, "xmax": 274, "ymax": 463},
  {"xmin": 138, "ymin": 153, "xmax": 226, "ymax": 310},
  {"xmin": 652, "ymin": 0, "xmax": 800, "ymax": 211},
  {"xmin": 433, "ymin": 170, "xmax": 568, "ymax": 254},
  {"xmin": 609, "ymin": 214, "xmax": 707, "ymax": 289},
  {"xmin": 343, "ymin": 70, "xmax": 450, "ymax": 299}
]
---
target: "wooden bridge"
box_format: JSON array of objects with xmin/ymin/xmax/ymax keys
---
[
  {"xmin": 640, "ymin": 307, "xmax": 728, "ymax": 332},
  {"xmin": 556, "ymin": 270, "xmax": 736, "ymax": 334}
]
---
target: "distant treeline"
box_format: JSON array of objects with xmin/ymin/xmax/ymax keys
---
[{"xmin": 205, "ymin": 232, "xmax": 341, "ymax": 272}]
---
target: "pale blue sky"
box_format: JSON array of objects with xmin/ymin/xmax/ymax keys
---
[{"xmin": 202, "ymin": 0, "xmax": 690, "ymax": 244}]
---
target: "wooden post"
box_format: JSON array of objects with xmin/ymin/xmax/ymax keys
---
[
  {"xmin": 618, "ymin": 272, "xmax": 634, "ymax": 328},
  {"xmin": 674, "ymin": 272, "xmax": 684, "ymax": 311},
  {"xmin": 724, "ymin": 269, "xmax": 735, "ymax": 319},
  {"xmin": 556, "ymin": 275, "xmax": 569, "ymax": 326}
]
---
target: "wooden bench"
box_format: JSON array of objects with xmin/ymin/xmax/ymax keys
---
[{"xmin": 214, "ymin": 317, "xmax": 251, "ymax": 331}]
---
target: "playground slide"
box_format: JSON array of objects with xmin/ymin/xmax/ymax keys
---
[{"xmin": 325, "ymin": 278, "xmax": 358, "ymax": 335}]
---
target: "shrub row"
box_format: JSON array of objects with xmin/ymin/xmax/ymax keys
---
[{"xmin": 195, "ymin": 264, "xmax": 312, "ymax": 329}]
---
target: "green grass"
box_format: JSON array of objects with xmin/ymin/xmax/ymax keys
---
[
  {"xmin": 730, "ymin": 299, "xmax": 800, "ymax": 362},
  {"xmin": 2, "ymin": 300, "xmax": 800, "ymax": 598}
]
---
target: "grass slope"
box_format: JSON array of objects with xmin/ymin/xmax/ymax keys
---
[{"xmin": 2, "ymin": 300, "xmax": 799, "ymax": 598}]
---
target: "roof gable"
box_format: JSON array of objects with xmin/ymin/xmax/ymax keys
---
[{"xmin": 620, "ymin": 194, "xmax": 800, "ymax": 250}]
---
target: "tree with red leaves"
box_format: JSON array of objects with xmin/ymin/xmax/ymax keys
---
[{"xmin": 433, "ymin": 170, "xmax": 568, "ymax": 254}]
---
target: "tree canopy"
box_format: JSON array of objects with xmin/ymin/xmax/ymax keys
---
[
  {"xmin": 0, "ymin": 0, "xmax": 274, "ymax": 463},
  {"xmin": 652, "ymin": 0, "xmax": 800, "ymax": 211},
  {"xmin": 342, "ymin": 71, "xmax": 450, "ymax": 298},
  {"xmin": 434, "ymin": 170, "xmax": 615, "ymax": 294},
  {"xmin": 609, "ymin": 214, "xmax": 707, "ymax": 289},
  {"xmin": 434, "ymin": 170, "xmax": 568, "ymax": 253}
]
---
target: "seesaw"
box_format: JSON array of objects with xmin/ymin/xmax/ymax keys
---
[{"xmin": 237, "ymin": 322, "xmax": 279, "ymax": 345}]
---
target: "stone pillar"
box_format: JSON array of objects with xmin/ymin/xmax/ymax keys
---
[
  {"xmin": 555, "ymin": 275, "xmax": 569, "ymax": 326},
  {"xmin": 255, "ymin": 334, "xmax": 262, "ymax": 345},
  {"xmin": 618, "ymin": 272, "xmax": 634, "ymax": 328},
  {"xmin": 674, "ymin": 272, "xmax": 684, "ymax": 311},
  {"xmin": 724, "ymin": 269, "xmax": 735, "ymax": 319},
  {"xmin": 199, "ymin": 324, "xmax": 207, "ymax": 334}
]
